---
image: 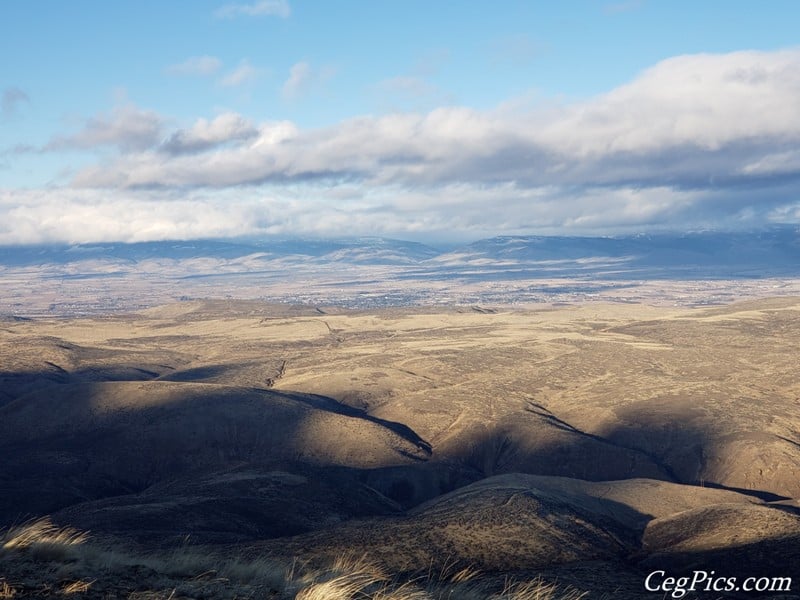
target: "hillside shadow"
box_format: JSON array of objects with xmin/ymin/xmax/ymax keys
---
[
  {"xmin": 158, "ymin": 364, "xmax": 232, "ymax": 382},
  {"xmin": 447, "ymin": 399, "xmax": 795, "ymax": 503},
  {"xmin": 292, "ymin": 387, "xmax": 800, "ymax": 514},
  {"xmin": 0, "ymin": 366, "xmax": 433, "ymax": 529},
  {"xmin": 3, "ymin": 363, "xmax": 799, "ymax": 583}
]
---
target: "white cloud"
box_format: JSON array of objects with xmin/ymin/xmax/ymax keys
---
[
  {"xmin": 4, "ymin": 181, "xmax": 787, "ymax": 247},
  {"xmin": 536, "ymin": 49, "xmax": 800, "ymax": 156},
  {"xmin": 73, "ymin": 49, "xmax": 800, "ymax": 191},
  {"xmin": 741, "ymin": 150, "xmax": 800, "ymax": 177},
  {"xmin": 214, "ymin": 0, "xmax": 290, "ymax": 19},
  {"xmin": 0, "ymin": 188, "xmax": 280, "ymax": 245},
  {"xmin": 165, "ymin": 55, "xmax": 223, "ymax": 76},
  {"xmin": 219, "ymin": 60, "xmax": 262, "ymax": 87},
  {"xmin": 161, "ymin": 113, "xmax": 259, "ymax": 154},
  {"xmin": 46, "ymin": 104, "xmax": 164, "ymax": 152}
]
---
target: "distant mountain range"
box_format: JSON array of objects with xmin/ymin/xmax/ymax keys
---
[
  {"xmin": 433, "ymin": 228, "xmax": 800, "ymax": 277},
  {"xmin": 0, "ymin": 237, "xmax": 439, "ymax": 267},
  {"xmin": 2, "ymin": 228, "xmax": 798, "ymax": 277},
  {"xmin": 2, "ymin": 228, "xmax": 799, "ymax": 315}
]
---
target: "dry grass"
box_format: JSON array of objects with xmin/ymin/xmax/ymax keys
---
[
  {"xmin": 1, "ymin": 517, "xmax": 90, "ymax": 564},
  {"xmin": 1, "ymin": 517, "xmax": 88, "ymax": 552},
  {"xmin": 295, "ymin": 571, "xmax": 378, "ymax": 599},
  {"xmin": 0, "ymin": 519, "xmax": 588, "ymax": 600},
  {"xmin": 0, "ymin": 580, "xmax": 17, "ymax": 599},
  {"xmin": 492, "ymin": 578, "xmax": 588, "ymax": 600},
  {"xmin": 293, "ymin": 556, "xmax": 585, "ymax": 600},
  {"xmin": 293, "ymin": 554, "xmax": 389, "ymax": 599},
  {"xmin": 371, "ymin": 582, "xmax": 432, "ymax": 600},
  {"xmin": 61, "ymin": 579, "xmax": 94, "ymax": 594}
]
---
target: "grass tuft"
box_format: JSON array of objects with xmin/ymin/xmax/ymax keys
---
[
  {"xmin": 61, "ymin": 579, "xmax": 94, "ymax": 594},
  {"xmin": 295, "ymin": 554, "xmax": 389, "ymax": 600},
  {"xmin": 491, "ymin": 578, "xmax": 588, "ymax": 600},
  {"xmin": 1, "ymin": 518, "xmax": 89, "ymax": 552},
  {"xmin": 0, "ymin": 581, "xmax": 17, "ymax": 599},
  {"xmin": 1, "ymin": 517, "xmax": 90, "ymax": 564}
]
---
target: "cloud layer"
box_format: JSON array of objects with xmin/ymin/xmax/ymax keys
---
[
  {"xmin": 73, "ymin": 50, "xmax": 800, "ymax": 190},
  {"xmin": 4, "ymin": 49, "xmax": 800, "ymax": 244}
]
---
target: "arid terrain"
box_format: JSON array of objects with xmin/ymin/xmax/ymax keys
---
[{"xmin": 1, "ymin": 297, "xmax": 800, "ymax": 598}]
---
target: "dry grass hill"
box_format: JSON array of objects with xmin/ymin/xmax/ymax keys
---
[{"xmin": 1, "ymin": 298, "xmax": 799, "ymax": 598}]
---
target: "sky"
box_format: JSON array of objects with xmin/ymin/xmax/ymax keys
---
[{"xmin": 1, "ymin": 0, "xmax": 800, "ymax": 245}]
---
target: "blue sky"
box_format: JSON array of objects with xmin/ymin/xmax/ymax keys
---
[{"xmin": 2, "ymin": 1, "xmax": 800, "ymax": 244}]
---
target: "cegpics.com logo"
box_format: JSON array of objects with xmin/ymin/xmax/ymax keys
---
[{"xmin": 645, "ymin": 570, "xmax": 793, "ymax": 598}]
